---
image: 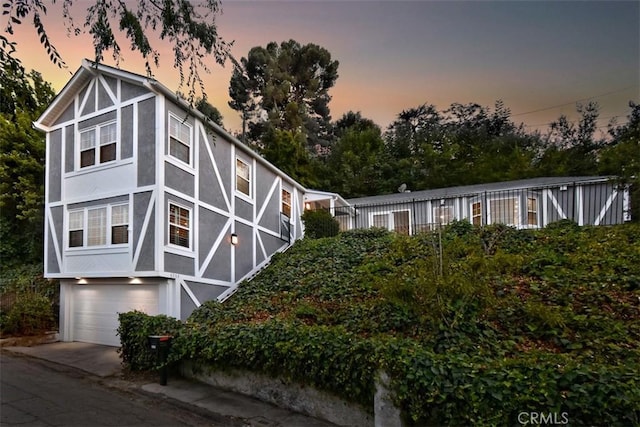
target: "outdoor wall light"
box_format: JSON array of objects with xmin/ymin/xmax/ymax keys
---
[{"xmin": 230, "ymin": 233, "xmax": 238, "ymax": 245}]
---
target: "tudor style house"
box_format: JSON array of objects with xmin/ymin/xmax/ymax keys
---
[
  {"xmin": 35, "ymin": 60, "xmax": 316, "ymax": 346},
  {"xmin": 37, "ymin": 62, "xmax": 631, "ymax": 347}
]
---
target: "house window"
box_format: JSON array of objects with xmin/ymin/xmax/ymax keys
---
[
  {"xmin": 169, "ymin": 203, "xmax": 190, "ymax": 248},
  {"xmin": 393, "ymin": 211, "xmax": 410, "ymax": 235},
  {"xmin": 472, "ymin": 202, "xmax": 482, "ymax": 226},
  {"xmin": 79, "ymin": 122, "xmax": 117, "ymax": 168},
  {"xmin": 68, "ymin": 211, "xmax": 84, "ymax": 247},
  {"xmin": 490, "ymin": 197, "xmax": 519, "ymax": 226},
  {"xmin": 111, "ymin": 204, "xmax": 129, "ymax": 244},
  {"xmin": 372, "ymin": 213, "xmax": 389, "ymax": 229},
  {"xmin": 282, "ymin": 189, "xmax": 291, "ymax": 217},
  {"xmin": 80, "ymin": 129, "xmax": 96, "ymax": 167},
  {"xmin": 527, "ymin": 197, "xmax": 538, "ymax": 226},
  {"xmin": 99, "ymin": 122, "xmax": 117, "ymax": 163},
  {"xmin": 433, "ymin": 206, "xmax": 453, "ymax": 226},
  {"xmin": 67, "ymin": 203, "xmax": 128, "ymax": 248},
  {"xmin": 372, "ymin": 210, "xmax": 410, "ymax": 235},
  {"xmin": 236, "ymin": 158, "xmax": 251, "ymax": 197},
  {"xmin": 87, "ymin": 207, "xmax": 107, "ymax": 246},
  {"xmin": 169, "ymin": 115, "xmax": 192, "ymax": 165}
]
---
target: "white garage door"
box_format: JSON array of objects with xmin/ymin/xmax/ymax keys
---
[{"xmin": 73, "ymin": 284, "xmax": 160, "ymax": 346}]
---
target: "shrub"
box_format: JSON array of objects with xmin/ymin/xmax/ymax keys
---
[
  {"xmin": 2, "ymin": 293, "xmax": 55, "ymax": 335},
  {"xmin": 0, "ymin": 263, "xmax": 59, "ymax": 336},
  {"xmin": 117, "ymin": 310, "xmax": 185, "ymax": 371},
  {"xmin": 301, "ymin": 209, "xmax": 340, "ymax": 239}
]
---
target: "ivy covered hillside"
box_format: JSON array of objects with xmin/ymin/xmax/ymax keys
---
[{"xmin": 120, "ymin": 222, "xmax": 640, "ymax": 425}]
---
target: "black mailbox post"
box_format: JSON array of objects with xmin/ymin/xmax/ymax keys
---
[{"xmin": 148, "ymin": 335, "xmax": 172, "ymax": 385}]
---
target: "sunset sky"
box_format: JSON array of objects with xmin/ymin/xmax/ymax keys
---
[{"xmin": 10, "ymin": 0, "xmax": 640, "ymax": 136}]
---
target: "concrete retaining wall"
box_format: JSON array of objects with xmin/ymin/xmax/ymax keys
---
[{"xmin": 181, "ymin": 361, "xmax": 404, "ymax": 426}]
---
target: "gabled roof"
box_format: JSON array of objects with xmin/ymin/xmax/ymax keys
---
[
  {"xmin": 33, "ymin": 60, "xmax": 307, "ymax": 193},
  {"xmin": 346, "ymin": 176, "xmax": 616, "ymax": 206},
  {"xmin": 34, "ymin": 59, "xmax": 152, "ymax": 130}
]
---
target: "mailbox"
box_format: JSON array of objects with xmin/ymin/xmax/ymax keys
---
[
  {"xmin": 148, "ymin": 335, "xmax": 172, "ymax": 385},
  {"xmin": 148, "ymin": 335, "xmax": 172, "ymax": 350}
]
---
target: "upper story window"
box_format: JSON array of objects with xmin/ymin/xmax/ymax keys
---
[
  {"xmin": 111, "ymin": 204, "xmax": 129, "ymax": 244},
  {"xmin": 68, "ymin": 211, "xmax": 84, "ymax": 247},
  {"xmin": 87, "ymin": 207, "xmax": 107, "ymax": 246},
  {"xmin": 169, "ymin": 115, "xmax": 192, "ymax": 165},
  {"xmin": 282, "ymin": 189, "xmax": 291, "ymax": 217},
  {"xmin": 79, "ymin": 122, "xmax": 117, "ymax": 168},
  {"xmin": 236, "ymin": 158, "xmax": 251, "ymax": 198},
  {"xmin": 169, "ymin": 203, "xmax": 191, "ymax": 248},
  {"xmin": 67, "ymin": 203, "xmax": 129, "ymax": 248}
]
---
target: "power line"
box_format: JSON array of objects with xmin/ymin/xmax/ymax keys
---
[
  {"xmin": 522, "ymin": 114, "xmax": 629, "ymax": 129},
  {"xmin": 512, "ymin": 85, "xmax": 639, "ymax": 117}
]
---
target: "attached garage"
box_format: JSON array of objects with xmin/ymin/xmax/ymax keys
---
[{"xmin": 70, "ymin": 284, "xmax": 160, "ymax": 346}]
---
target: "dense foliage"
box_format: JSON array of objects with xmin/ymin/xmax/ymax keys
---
[
  {"xmin": 301, "ymin": 209, "xmax": 340, "ymax": 239},
  {"xmin": 119, "ymin": 223, "xmax": 640, "ymax": 425},
  {"xmin": 1, "ymin": 67, "xmax": 55, "ymax": 264},
  {"xmin": 229, "ymin": 40, "xmax": 339, "ymax": 153},
  {"xmin": 324, "ymin": 101, "xmax": 640, "ymax": 203},
  {"xmin": 0, "ymin": 263, "xmax": 58, "ymax": 335},
  {"xmin": 1, "ymin": 0, "xmax": 232, "ymax": 104}
]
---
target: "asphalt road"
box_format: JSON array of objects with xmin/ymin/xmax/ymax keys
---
[{"xmin": 1, "ymin": 352, "xmax": 226, "ymax": 426}]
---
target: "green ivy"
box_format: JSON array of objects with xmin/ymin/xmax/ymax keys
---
[
  {"xmin": 117, "ymin": 310, "xmax": 184, "ymax": 371},
  {"xmin": 118, "ymin": 224, "xmax": 640, "ymax": 424}
]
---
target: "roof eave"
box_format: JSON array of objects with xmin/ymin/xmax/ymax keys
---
[{"xmin": 34, "ymin": 59, "xmax": 152, "ymax": 129}]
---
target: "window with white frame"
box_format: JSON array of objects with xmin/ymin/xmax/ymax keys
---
[
  {"xmin": 87, "ymin": 207, "xmax": 107, "ymax": 246},
  {"xmin": 68, "ymin": 211, "xmax": 84, "ymax": 247},
  {"xmin": 433, "ymin": 205, "xmax": 453, "ymax": 226},
  {"xmin": 169, "ymin": 203, "xmax": 191, "ymax": 248},
  {"xmin": 79, "ymin": 122, "xmax": 117, "ymax": 168},
  {"xmin": 527, "ymin": 197, "xmax": 538, "ymax": 226},
  {"xmin": 236, "ymin": 158, "xmax": 251, "ymax": 197},
  {"xmin": 372, "ymin": 210, "xmax": 410, "ymax": 235},
  {"xmin": 372, "ymin": 213, "xmax": 389, "ymax": 229},
  {"xmin": 168, "ymin": 115, "xmax": 192, "ymax": 165},
  {"xmin": 282, "ymin": 189, "xmax": 291, "ymax": 217},
  {"xmin": 67, "ymin": 203, "xmax": 128, "ymax": 248},
  {"xmin": 111, "ymin": 204, "xmax": 129, "ymax": 244},
  {"xmin": 471, "ymin": 201, "xmax": 482, "ymax": 226},
  {"xmin": 489, "ymin": 197, "xmax": 519, "ymax": 226},
  {"xmin": 393, "ymin": 211, "xmax": 410, "ymax": 234}
]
